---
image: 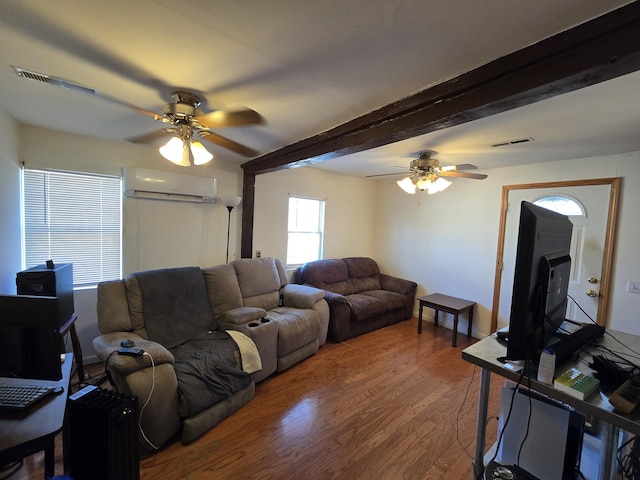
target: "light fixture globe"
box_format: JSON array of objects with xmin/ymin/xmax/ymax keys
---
[
  {"xmin": 159, "ymin": 136, "xmax": 190, "ymax": 166},
  {"xmin": 220, "ymin": 195, "xmax": 242, "ymax": 208},
  {"xmin": 426, "ymin": 177, "xmax": 451, "ymax": 194},
  {"xmin": 397, "ymin": 177, "xmax": 416, "ymax": 194},
  {"xmin": 158, "ymin": 124, "xmax": 214, "ymax": 167},
  {"xmin": 191, "ymin": 140, "xmax": 213, "ymax": 165}
]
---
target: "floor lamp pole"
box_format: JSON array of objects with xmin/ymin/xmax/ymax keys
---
[
  {"xmin": 225, "ymin": 206, "xmax": 233, "ymax": 264},
  {"xmin": 220, "ymin": 195, "xmax": 242, "ymax": 264}
]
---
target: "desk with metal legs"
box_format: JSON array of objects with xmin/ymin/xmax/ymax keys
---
[
  {"xmin": 0, "ymin": 354, "xmax": 72, "ymax": 479},
  {"xmin": 462, "ymin": 333, "xmax": 640, "ymax": 480}
]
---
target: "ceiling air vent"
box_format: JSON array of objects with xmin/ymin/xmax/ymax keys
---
[
  {"xmin": 12, "ymin": 66, "xmax": 99, "ymax": 96},
  {"xmin": 491, "ymin": 137, "xmax": 535, "ymax": 148}
]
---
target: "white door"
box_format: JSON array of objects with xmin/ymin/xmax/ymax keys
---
[{"xmin": 497, "ymin": 184, "xmax": 611, "ymax": 328}]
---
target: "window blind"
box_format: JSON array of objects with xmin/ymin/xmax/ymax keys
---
[{"xmin": 23, "ymin": 169, "xmax": 122, "ymax": 287}]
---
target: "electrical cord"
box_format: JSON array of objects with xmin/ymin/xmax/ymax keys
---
[
  {"xmin": 516, "ymin": 367, "xmax": 533, "ymax": 466},
  {"xmin": 0, "ymin": 460, "xmax": 23, "ymax": 480},
  {"xmin": 104, "ymin": 349, "xmax": 159, "ymax": 450},
  {"xmin": 456, "ymin": 365, "xmax": 477, "ymax": 460},
  {"xmin": 139, "ymin": 351, "xmax": 160, "ymax": 450},
  {"xmin": 103, "ymin": 350, "xmax": 119, "ymax": 392},
  {"xmin": 617, "ymin": 434, "xmax": 640, "ymax": 478},
  {"xmin": 480, "ymin": 351, "xmax": 531, "ymax": 479}
]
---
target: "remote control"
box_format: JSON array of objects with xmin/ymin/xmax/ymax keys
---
[
  {"xmin": 609, "ymin": 376, "xmax": 640, "ymax": 414},
  {"xmin": 117, "ymin": 347, "xmax": 145, "ymax": 357}
]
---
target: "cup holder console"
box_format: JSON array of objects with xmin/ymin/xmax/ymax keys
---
[{"xmin": 249, "ymin": 318, "xmax": 272, "ymax": 327}]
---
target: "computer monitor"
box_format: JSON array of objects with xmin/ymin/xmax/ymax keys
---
[
  {"xmin": 0, "ymin": 294, "xmax": 62, "ymax": 381},
  {"xmin": 506, "ymin": 201, "xmax": 573, "ymax": 362}
]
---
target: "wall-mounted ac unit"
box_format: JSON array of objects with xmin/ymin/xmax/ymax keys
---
[{"xmin": 123, "ymin": 168, "xmax": 217, "ymax": 203}]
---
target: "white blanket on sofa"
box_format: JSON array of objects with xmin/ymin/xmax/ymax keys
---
[{"xmin": 226, "ymin": 330, "xmax": 262, "ymax": 374}]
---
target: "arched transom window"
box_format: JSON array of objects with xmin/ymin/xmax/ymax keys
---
[{"xmin": 533, "ymin": 195, "xmax": 585, "ymax": 217}]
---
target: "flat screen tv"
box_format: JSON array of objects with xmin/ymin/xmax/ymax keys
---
[
  {"xmin": 506, "ymin": 201, "xmax": 573, "ymax": 362},
  {"xmin": 0, "ymin": 294, "xmax": 62, "ymax": 380}
]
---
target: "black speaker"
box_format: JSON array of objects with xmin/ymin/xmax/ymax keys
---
[{"xmin": 16, "ymin": 263, "xmax": 74, "ymax": 325}]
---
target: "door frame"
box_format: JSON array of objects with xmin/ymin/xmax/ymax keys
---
[{"xmin": 490, "ymin": 177, "xmax": 621, "ymax": 333}]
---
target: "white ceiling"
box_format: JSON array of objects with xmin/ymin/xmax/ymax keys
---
[{"xmin": 0, "ymin": 0, "xmax": 637, "ymax": 178}]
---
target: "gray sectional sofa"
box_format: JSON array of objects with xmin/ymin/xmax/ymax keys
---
[{"xmin": 92, "ymin": 257, "xmax": 328, "ymax": 450}]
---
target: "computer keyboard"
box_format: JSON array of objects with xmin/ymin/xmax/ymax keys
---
[{"xmin": 0, "ymin": 384, "xmax": 56, "ymax": 410}]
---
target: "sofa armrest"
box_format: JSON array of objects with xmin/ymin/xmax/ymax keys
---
[
  {"xmin": 92, "ymin": 332, "xmax": 174, "ymax": 376},
  {"xmin": 380, "ymin": 273, "xmax": 417, "ymax": 295},
  {"xmin": 282, "ymin": 283, "xmax": 325, "ymax": 309},
  {"xmin": 322, "ymin": 290, "xmax": 350, "ymax": 306},
  {"xmin": 217, "ymin": 307, "xmax": 267, "ymax": 326}
]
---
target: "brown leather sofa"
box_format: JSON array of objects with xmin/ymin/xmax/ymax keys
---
[{"xmin": 292, "ymin": 257, "xmax": 417, "ymax": 342}]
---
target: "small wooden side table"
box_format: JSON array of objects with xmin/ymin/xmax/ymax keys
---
[{"xmin": 417, "ymin": 293, "xmax": 476, "ymax": 347}]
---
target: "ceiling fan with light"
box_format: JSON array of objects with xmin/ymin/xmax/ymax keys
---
[
  {"xmin": 12, "ymin": 66, "xmax": 263, "ymax": 167},
  {"xmin": 367, "ymin": 151, "xmax": 488, "ymax": 194}
]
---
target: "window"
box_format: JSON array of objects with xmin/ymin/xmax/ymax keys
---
[
  {"xmin": 287, "ymin": 196, "xmax": 325, "ymax": 266},
  {"xmin": 23, "ymin": 169, "xmax": 122, "ymax": 287},
  {"xmin": 533, "ymin": 195, "xmax": 585, "ymax": 217}
]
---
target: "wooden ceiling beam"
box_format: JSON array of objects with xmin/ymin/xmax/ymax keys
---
[{"xmin": 240, "ymin": 2, "xmax": 640, "ymax": 257}]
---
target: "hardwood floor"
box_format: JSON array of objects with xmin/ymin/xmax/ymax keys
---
[{"xmin": 8, "ymin": 319, "xmax": 502, "ymax": 479}]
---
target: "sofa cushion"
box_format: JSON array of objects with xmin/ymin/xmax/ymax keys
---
[
  {"xmin": 360, "ymin": 290, "xmax": 407, "ymax": 311},
  {"xmin": 345, "ymin": 257, "xmax": 381, "ymax": 292},
  {"xmin": 233, "ymin": 257, "xmax": 282, "ymax": 309},
  {"xmin": 346, "ymin": 293, "xmax": 386, "ymax": 322},
  {"xmin": 124, "ymin": 275, "xmax": 149, "ymax": 334},
  {"xmin": 172, "ymin": 331, "xmax": 251, "ymax": 417},
  {"xmin": 299, "ymin": 258, "xmax": 352, "ymax": 295},
  {"xmin": 129, "ymin": 267, "xmax": 215, "ymax": 349},
  {"xmin": 344, "ymin": 257, "xmax": 380, "ymax": 277},
  {"xmin": 268, "ymin": 308, "xmax": 320, "ymax": 356},
  {"xmin": 96, "ymin": 280, "xmax": 134, "ymax": 334},
  {"xmin": 203, "ymin": 264, "xmax": 243, "ymax": 318},
  {"xmin": 349, "ymin": 275, "xmax": 381, "ymax": 293}
]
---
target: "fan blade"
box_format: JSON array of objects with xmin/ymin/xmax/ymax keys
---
[
  {"xmin": 127, "ymin": 128, "xmax": 176, "ymax": 144},
  {"xmin": 198, "ymin": 130, "xmax": 259, "ymax": 157},
  {"xmin": 366, "ymin": 171, "xmax": 411, "ymax": 178},
  {"xmin": 440, "ymin": 163, "xmax": 478, "ymax": 172},
  {"xmin": 439, "ymin": 170, "xmax": 488, "ymax": 180},
  {"xmin": 194, "ymin": 108, "xmax": 263, "ymax": 129},
  {"xmin": 453, "ymin": 163, "xmax": 478, "ymax": 171},
  {"xmin": 100, "ymin": 94, "xmax": 167, "ymax": 122}
]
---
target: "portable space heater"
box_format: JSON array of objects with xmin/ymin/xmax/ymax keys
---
[{"xmin": 64, "ymin": 386, "xmax": 139, "ymax": 480}]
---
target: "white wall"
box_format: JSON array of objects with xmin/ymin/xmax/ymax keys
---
[
  {"xmin": 4, "ymin": 125, "xmax": 244, "ymax": 363},
  {"xmin": 373, "ymin": 152, "xmax": 640, "ymax": 338},
  {"xmin": 0, "ymin": 110, "xmax": 21, "ymax": 293},
  {"xmin": 254, "ymin": 167, "xmax": 377, "ymax": 263}
]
